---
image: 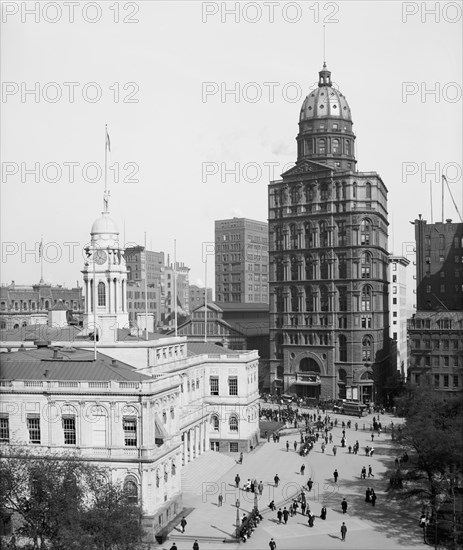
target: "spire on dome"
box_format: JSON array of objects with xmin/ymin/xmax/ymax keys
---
[{"xmin": 318, "ymin": 62, "xmax": 332, "ymax": 87}]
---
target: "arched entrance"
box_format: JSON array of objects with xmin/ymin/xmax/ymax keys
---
[
  {"xmin": 293, "ymin": 356, "xmax": 322, "ymax": 400},
  {"xmin": 359, "ymin": 371, "xmax": 374, "ymax": 403}
]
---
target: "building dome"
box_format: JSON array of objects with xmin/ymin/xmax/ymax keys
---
[
  {"xmin": 91, "ymin": 212, "xmax": 119, "ymax": 237},
  {"xmin": 299, "ymin": 64, "xmax": 352, "ymax": 122}
]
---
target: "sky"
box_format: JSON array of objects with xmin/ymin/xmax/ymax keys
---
[{"xmin": 1, "ymin": 1, "xmax": 462, "ymax": 309}]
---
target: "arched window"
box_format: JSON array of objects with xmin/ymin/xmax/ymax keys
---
[
  {"xmin": 338, "ymin": 368, "xmax": 347, "ymax": 382},
  {"xmin": 319, "ymin": 221, "xmax": 329, "ymax": 247},
  {"xmin": 22, "ymin": 321, "xmax": 27, "ymax": 327},
  {"xmin": 332, "ymin": 138, "xmax": 340, "ymax": 154},
  {"xmin": 338, "ymin": 286, "xmax": 347, "ymax": 312},
  {"xmin": 320, "ymin": 285, "xmax": 329, "ymax": 312},
  {"xmin": 275, "ymin": 333, "xmax": 283, "ymax": 358},
  {"xmin": 156, "ymin": 470, "xmax": 160, "ymax": 488},
  {"xmin": 305, "ymin": 285, "xmax": 314, "ymax": 312},
  {"xmin": 362, "ymin": 337, "xmax": 372, "ymax": 361},
  {"xmin": 345, "ymin": 140, "xmax": 351, "ymax": 155},
  {"xmin": 44, "ymin": 300, "xmax": 49, "ymax": 310},
  {"xmin": 361, "ymin": 286, "xmax": 372, "ymax": 312},
  {"xmin": 361, "ymin": 252, "xmax": 372, "ymax": 279},
  {"xmin": 210, "ymin": 415, "xmax": 219, "ymax": 431},
  {"xmin": 124, "ymin": 478, "xmax": 138, "ymax": 505},
  {"xmin": 229, "ymin": 415, "xmax": 238, "ymax": 432},
  {"xmin": 318, "ymin": 139, "xmax": 326, "ymax": 154},
  {"xmin": 341, "ymin": 182, "xmax": 347, "ymax": 199},
  {"xmin": 291, "ymin": 256, "xmax": 298, "ymax": 281},
  {"xmin": 276, "ymin": 259, "xmax": 284, "ymax": 281},
  {"xmin": 275, "ymin": 288, "xmax": 284, "ymax": 313},
  {"xmin": 360, "ymin": 219, "xmax": 371, "ymax": 245},
  {"xmin": 291, "ymin": 286, "xmax": 299, "ymax": 312},
  {"xmin": 305, "ymin": 255, "xmax": 314, "ymax": 280},
  {"xmin": 304, "ymin": 222, "xmax": 313, "ymax": 248},
  {"xmin": 338, "ymin": 336, "xmax": 347, "ymax": 362},
  {"xmin": 299, "ymin": 357, "xmax": 321, "ymax": 373},
  {"xmin": 320, "ymin": 254, "xmax": 328, "ymax": 279},
  {"xmin": 289, "ymin": 224, "xmax": 298, "ymax": 249},
  {"xmin": 276, "ymin": 365, "xmax": 284, "ymax": 379},
  {"xmin": 353, "ymin": 182, "xmax": 357, "ymax": 199},
  {"xmin": 366, "ymin": 182, "xmax": 372, "ymax": 199},
  {"xmin": 171, "ymin": 460, "xmax": 176, "ymax": 476},
  {"xmin": 97, "ymin": 282, "xmax": 106, "ymax": 306},
  {"xmin": 22, "ymin": 302, "xmax": 27, "ymax": 311},
  {"xmin": 361, "ymin": 371, "xmax": 373, "ymax": 380}
]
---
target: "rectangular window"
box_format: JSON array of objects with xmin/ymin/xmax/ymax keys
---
[
  {"xmin": 443, "ymin": 375, "xmax": 449, "ymax": 388},
  {"xmin": 453, "ymin": 356, "xmax": 459, "ymax": 367},
  {"xmin": 434, "ymin": 374, "xmax": 440, "ymax": 387},
  {"xmin": 425, "ymin": 356, "xmax": 431, "ymax": 367},
  {"xmin": 392, "ymin": 298, "xmax": 397, "ymax": 304},
  {"xmin": 27, "ymin": 416, "xmax": 41, "ymax": 444},
  {"xmin": 453, "ymin": 375, "xmax": 459, "ymax": 387},
  {"xmin": 210, "ymin": 376, "xmax": 219, "ymax": 396},
  {"xmin": 63, "ymin": 416, "xmax": 76, "ymax": 445},
  {"xmin": 228, "ymin": 376, "xmax": 238, "ymax": 396},
  {"xmin": 444, "ymin": 356, "xmax": 450, "ymax": 367},
  {"xmin": 229, "ymin": 442, "xmax": 239, "ymax": 453},
  {"xmin": 123, "ymin": 417, "xmax": 137, "ymax": 447},
  {"xmin": 0, "ymin": 416, "xmax": 9, "ymax": 443}
]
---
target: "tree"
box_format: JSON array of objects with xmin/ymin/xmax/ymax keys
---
[
  {"xmin": 0, "ymin": 448, "xmax": 144, "ymax": 550},
  {"xmin": 388, "ymin": 384, "xmax": 463, "ymax": 548}
]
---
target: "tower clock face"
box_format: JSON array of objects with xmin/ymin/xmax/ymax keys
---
[{"xmin": 94, "ymin": 249, "xmax": 107, "ymax": 265}]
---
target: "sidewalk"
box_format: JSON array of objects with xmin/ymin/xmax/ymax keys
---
[{"xmin": 158, "ymin": 412, "xmax": 427, "ymax": 550}]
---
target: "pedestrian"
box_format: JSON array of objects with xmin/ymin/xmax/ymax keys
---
[
  {"xmin": 286, "ymin": 441, "xmax": 290, "ymax": 452},
  {"xmin": 368, "ymin": 465, "xmax": 374, "ymax": 477},
  {"xmin": 300, "ymin": 464, "xmax": 306, "ymax": 475},
  {"xmin": 321, "ymin": 442, "xmax": 326, "ymax": 453},
  {"xmin": 277, "ymin": 509, "xmax": 283, "ymax": 523},
  {"xmin": 235, "ymin": 474, "xmax": 240, "ymax": 488},
  {"xmin": 341, "ymin": 522, "xmax": 347, "ymax": 541},
  {"xmin": 361, "ymin": 466, "xmax": 366, "ymax": 479},
  {"xmin": 301, "ymin": 500, "xmax": 306, "ymax": 515},
  {"xmin": 371, "ymin": 433, "xmax": 375, "ymax": 442},
  {"xmin": 294, "ymin": 440, "xmax": 298, "ymax": 451},
  {"xmin": 307, "ymin": 478, "xmax": 313, "ymax": 491},
  {"xmin": 308, "ymin": 512, "xmax": 315, "ymax": 527},
  {"xmin": 371, "ymin": 490, "xmax": 377, "ymax": 507},
  {"xmin": 283, "ymin": 507, "xmax": 289, "ymax": 524},
  {"xmin": 341, "ymin": 498, "xmax": 347, "ymax": 514},
  {"xmin": 333, "ymin": 445, "xmax": 337, "ymax": 456},
  {"xmin": 329, "ymin": 433, "xmax": 333, "ymax": 443},
  {"xmin": 355, "ymin": 422, "xmax": 358, "ymax": 431},
  {"xmin": 180, "ymin": 516, "xmax": 187, "ymax": 533},
  {"xmin": 218, "ymin": 494, "xmax": 223, "ymax": 507},
  {"xmin": 348, "ymin": 445, "xmax": 352, "ymax": 454},
  {"xmin": 333, "ymin": 469, "xmax": 339, "ymax": 483},
  {"xmin": 239, "ymin": 452, "xmax": 243, "ymax": 464},
  {"xmin": 170, "ymin": 544, "xmax": 178, "ymax": 550},
  {"xmin": 269, "ymin": 500, "xmax": 275, "ymax": 511},
  {"xmin": 193, "ymin": 541, "xmax": 199, "ymax": 550},
  {"xmin": 258, "ymin": 481, "xmax": 264, "ymax": 495},
  {"xmin": 274, "ymin": 474, "xmax": 280, "ymax": 487},
  {"xmin": 365, "ymin": 488, "xmax": 371, "ymax": 502},
  {"xmin": 269, "ymin": 538, "xmax": 277, "ymax": 550},
  {"xmin": 320, "ymin": 505, "xmax": 327, "ymax": 520}
]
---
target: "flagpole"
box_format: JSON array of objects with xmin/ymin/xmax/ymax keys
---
[
  {"xmin": 204, "ymin": 255, "xmax": 208, "ymax": 343},
  {"xmin": 174, "ymin": 240, "xmax": 177, "ymax": 337},
  {"xmin": 40, "ymin": 235, "xmax": 44, "ymax": 283},
  {"xmin": 104, "ymin": 124, "xmax": 108, "ymax": 199},
  {"xmin": 144, "ymin": 232, "xmax": 149, "ymax": 341},
  {"xmin": 93, "ymin": 244, "xmax": 97, "ymax": 360}
]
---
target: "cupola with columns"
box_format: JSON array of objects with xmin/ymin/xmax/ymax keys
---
[{"xmin": 81, "ymin": 191, "xmax": 129, "ymax": 343}]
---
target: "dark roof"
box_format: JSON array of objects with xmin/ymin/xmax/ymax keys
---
[
  {"xmin": 187, "ymin": 342, "xmax": 242, "ymax": 356},
  {"xmin": 0, "ymin": 325, "xmax": 81, "ymax": 342},
  {"xmin": 215, "ymin": 302, "xmax": 269, "ymax": 312},
  {"xmin": 0, "ymin": 348, "xmax": 150, "ymax": 382}
]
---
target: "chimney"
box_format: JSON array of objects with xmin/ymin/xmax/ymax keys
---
[
  {"xmin": 111, "ymin": 359, "xmax": 117, "ymax": 366},
  {"xmin": 446, "ymin": 219, "xmax": 452, "ymax": 224}
]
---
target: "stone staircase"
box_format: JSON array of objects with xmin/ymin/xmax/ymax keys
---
[{"xmin": 181, "ymin": 451, "xmax": 237, "ymax": 495}]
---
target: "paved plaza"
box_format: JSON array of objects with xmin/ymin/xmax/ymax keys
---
[{"xmin": 157, "ymin": 412, "xmax": 428, "ymax": 550}]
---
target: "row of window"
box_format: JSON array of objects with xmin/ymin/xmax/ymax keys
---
[
  {"xmin": 210, "ymin": 414, "xmax": 239, "ymax": 432},
  {"xmin": 273, "ymin": 182, "xmax": 373, "ymax": 208},
  {"xmin": 425, "ymin": 284, "xmax": 463, "ymax": 294},
  {"xmin": 210, "ymin": 376, "xmax": 238, "ymax": 396},
  {"xmin": 415, "ymin": 355, "xmax": 460, "ymax": 368},
  {"xmin": 277, "ymin": 314, "xmax": 372, "ymax": 330},
  {"xmin": 412, "ymin": 339, "xmax": 460, "ymax": 350},
  {"xmin": 0, "ymin": 415, "xmax": 152, "ymax": 447},
  {"xmin": 414, "ymin": 373, "xmax": 459, "ymax": 388},
  {"xmin": 424, "ymin": 235, "xmax": 463, "ymax": 250},
  {"xmin": 0, "ymin": 300, "xmax": 80, "ymax": 311}
]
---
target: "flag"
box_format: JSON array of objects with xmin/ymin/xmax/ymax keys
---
[{"xmin": 105, "ymin": 126, "xmax": 111, "ymax": 152}]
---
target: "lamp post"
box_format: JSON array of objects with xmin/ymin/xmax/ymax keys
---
[
  {"xmin": 235, "ymin": 499, "xmax": 240, "ymax": 538},
  {"xmin": 254, "ymin": 488, "xmax": 259, "ymax": 513}
]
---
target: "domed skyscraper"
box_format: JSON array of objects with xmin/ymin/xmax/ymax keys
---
[
  {"xmin": 268, "ymin": 64, "xmax": 390, "ymax": 404},
  {"xmin": 82, "ymin": 193, "xmax": 129, "ymax": 343}
]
